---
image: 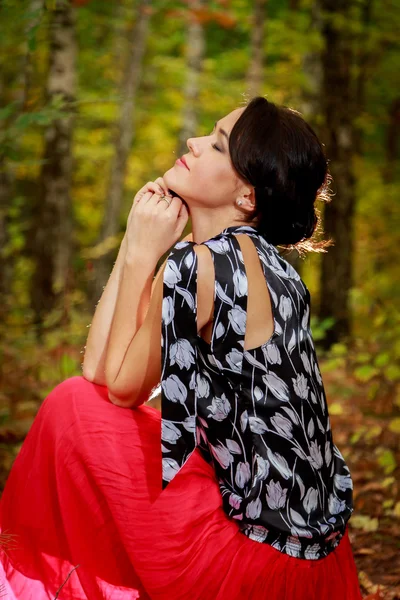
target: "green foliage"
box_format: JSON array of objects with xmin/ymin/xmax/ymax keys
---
[{"xmin": 0, "ymin": 0, "xmax": 399, "ymax": 417}]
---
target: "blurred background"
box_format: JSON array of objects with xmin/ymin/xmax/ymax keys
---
[{"xmin": 0, "ymin": 0, "xmax": 399, "ymax": 596}]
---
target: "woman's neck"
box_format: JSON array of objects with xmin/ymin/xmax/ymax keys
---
[{"xmin": 189, "ymin": 208, "xmax": 254, "ymax": 245}]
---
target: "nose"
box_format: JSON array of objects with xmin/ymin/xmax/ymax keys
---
[{"xmin": 186, "ymin": 136, "xmax": 200, "ymax": 156}]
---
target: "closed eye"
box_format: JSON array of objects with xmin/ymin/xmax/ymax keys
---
[{"xmin": 212, "ymin": 143, "xmax": 222, "ymax": 152}]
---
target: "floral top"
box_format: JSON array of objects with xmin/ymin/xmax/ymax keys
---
[{"xmin": 160, "ymin": 224, "xmax": 354, "ymax": 561}]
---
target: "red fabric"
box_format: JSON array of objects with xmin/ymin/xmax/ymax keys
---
[{"xmin": 0, "ymin": 376, "xmax": 363, "ymax": 599}]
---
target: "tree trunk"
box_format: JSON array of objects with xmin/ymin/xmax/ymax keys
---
[
  {"xmin": 0, "ymin": 165, "xmax": 12, "ymax": 317},
  {"xmin": 91, "ymin": 0, "xmax": 151, "ymax": 302},
  {"xmin": 30, "ymin": 0, "xmax": 77, "ymax": 335},
  {"xmin": 246, "ymin": 0, "xmax": 267, "ymax": 98},
  {"xmin": 177, "ymin": 0, "xmax": 206, "ymax": 159},
  {"xmin": 318, "ymin": 0, "xmax": 356, "ymax": 348},
  {"xmin": 288, "ymin": 1, "xmax": 324, "ymax": 274},
  {"xmin": 18, "ymin": 0, "xmax": 44, "ymax": 110},
  {"xmin": 353, "ymin": 0, "xmax": 373, "ymax": 156},
  {"xmin": 385, "ymin": 97, "xmax": 400, "ymax": 182}
]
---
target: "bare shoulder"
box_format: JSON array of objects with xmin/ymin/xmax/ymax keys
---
[{"xmin": 193, "ymin": 244, "xmax": 214, "ymax": 333}]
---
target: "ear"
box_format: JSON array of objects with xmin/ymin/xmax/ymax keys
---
[{"xmin": 236, "ymin": 184, "xmax": 256, "ymax": 213}]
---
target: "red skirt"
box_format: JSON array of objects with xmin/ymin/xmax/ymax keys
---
[{"xmin": 0, "ymin": 376, "xmax": 363, "ymax": 599}]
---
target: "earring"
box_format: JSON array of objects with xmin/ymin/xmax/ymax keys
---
[{"xmin": 237, "ymin": 200, "xmax": 243, "ymax": 206}]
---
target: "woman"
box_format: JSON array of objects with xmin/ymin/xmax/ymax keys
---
[{"xmin": 0, "ymin": 96, "xmax": 362, "ymax": 599}]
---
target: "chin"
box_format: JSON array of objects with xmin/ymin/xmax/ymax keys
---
[{"xmin": 163, "ymin": 170, "xmax": 190, "ymax": 208}]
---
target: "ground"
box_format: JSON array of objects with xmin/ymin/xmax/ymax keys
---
[{"xmin": 0, "ymin": 363, "xmax": 399, "ymax": 599}]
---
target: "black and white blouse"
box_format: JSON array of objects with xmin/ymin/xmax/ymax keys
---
[{"xmin": 160, "ymin": 224, "xmax": 354, "ymax": 561}]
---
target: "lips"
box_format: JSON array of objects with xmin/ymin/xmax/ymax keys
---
[{"xmin": 179, "ymin": 156, "xmax": 190, "ymax": 170}]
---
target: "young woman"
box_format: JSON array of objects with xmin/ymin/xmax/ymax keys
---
[{"xmin": 0, "ymin": 96, "xmax": 362, "ymax": 599}]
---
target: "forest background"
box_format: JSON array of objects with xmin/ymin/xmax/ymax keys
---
[{"xmin": 0, "ymin": 0, "xmax": 399, "ymax": 596}]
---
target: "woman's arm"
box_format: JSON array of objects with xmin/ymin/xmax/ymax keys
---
[
  {"xmin": 82, "ymin": 232, "xmax": 193, "ymax": 386},
  {"xmin": 82, "ymin": 235, "xmax": 128, "ymax": 384},
  {"xmin": 82, "ymin": 178, "xmax": 190, "ymax": 386},
  {"xmin": 106, "ymin": 244, "xmax": 214, "ymax": 408}
]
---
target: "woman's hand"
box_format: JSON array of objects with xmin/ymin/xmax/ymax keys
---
[{"xmin": 125, "ymin": 178, "xmax": 189, "ymax": 263}]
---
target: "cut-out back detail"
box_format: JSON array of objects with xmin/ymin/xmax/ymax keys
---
[
  {"xmin": 161, "ymin": 224, "xmax": 353, "ymax": 561},
  {"xmin": 198, "ymin": 234, "xmax": 276, "ymax": 352}
]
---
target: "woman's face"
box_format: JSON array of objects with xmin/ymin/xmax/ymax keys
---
[{"xmin": 163, "ymin": 107, "xmax": 247, "ymax": 211}]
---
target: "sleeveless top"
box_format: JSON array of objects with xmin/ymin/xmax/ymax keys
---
[{"xmin": 160, "ymin": 224, "xmax": 354, "ymax": 561}]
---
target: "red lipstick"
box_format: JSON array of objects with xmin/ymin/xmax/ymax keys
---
[{"xmin": 176, "ymin": 156, "xmax": 190, "ymax": 170}]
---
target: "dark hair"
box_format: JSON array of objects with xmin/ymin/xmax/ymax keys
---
[{"xmin": 229, "ymin": 96, "xmax": 333, "ymax": 254}]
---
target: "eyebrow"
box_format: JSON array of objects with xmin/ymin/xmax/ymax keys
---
[{"xmin": 213, "ymin": 120, "xmax": 229, "ymax": 142}]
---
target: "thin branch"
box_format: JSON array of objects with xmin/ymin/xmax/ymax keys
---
[{"xmin": 54, "ymin": 564, "xmax": 80, "ymax": 599}]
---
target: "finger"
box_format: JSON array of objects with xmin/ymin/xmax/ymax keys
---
[
  {"xmin": 146, "ymin": 190, "xmax": 166, "ymax": 206},
  {"xmin": 154, "ymin": 177, "xmax": 171, "ymax": 196},
  {"xmin": 161, "ymin": 195, "xmax": 184, "ymax": 216},
  {"xmin": 135, "ymin": 181, "xmax": 164, "ymax": 203},
  {"xmin": 135, "ymin": 190, "xmax": 153, "ymax": 205}
]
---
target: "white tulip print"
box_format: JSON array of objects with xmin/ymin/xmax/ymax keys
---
[
  {"xmin": 215, "ymin": 322, "xmax": 225, "ymax": 339},
  {"xmin": 170, "ymin": 339, "xmax": 196, "ymax": 370},
  {"xmin": 314, "ymin": 362, "xmax": 323, "ymax": 385},
  {"xmin": 270, "ymin": 414, "xmax": 293, "ymax": 439},
  {"xmin": 175, "ymin": 285, "xmax": 195, "ymax": 311},
  {"xmin": 302, "ymin": 304, "xmax": 310, "ymax": 330},
  {"xmin": 161, "ymin": 420, "xmax": 182, "ymax": 443},
  {"xmin": 164, "ymin": 260, "xmax": 182, "ymax": 288},
  {"xmin": 279, "ymin": 296, "xmax": 292, "ymax": 321},
  {"xmin": 162, "ymin": 458, "xmax": 181, "ymax": 482},
  {"xmin": 295, "ymin": 474, "xmax": 305, "ymax": 500},
  {"xmin": 207, "ymin": 394, "xmax": 231, "ymax": 421},
  {"xmin": 303, "ymin": 488, "xmax": 318, "ymax": 513},
  {"xmin": 226, "ymin": 439, "xmax": 242, "ymax": 454},
  {"xmin": 263, "ymin": 343, "xmax": 281, "ymax": 364},
  {"xmin": 161, "ymin": 374, "xmax": 187, "ymax": 404},
  {"xmin": 308, "ymin": 440, "xmax": 324, "ymax": 470},
  {"xmin": 183, "ymin": 416, "xmax": 196, "ymax": 433},
  {"xmin": 328, "ymin": 494, "xmax": 346, "ymax": 515},
  {"xmin": 262, "ymin": 371, "xmax": 290, "ymax": 401},
  {"xmin": 265, "ymin": 480, "xmax": 288, "ymax": 510},
  {"xmin": 235, "ymin": 461, "xmax": 251, "ymax": 488},
  {"xmin": 334, "ymin": 474, "xmax": 353, "ymax": 492},
  {"xmin": 245, "ymin": 497, "xmax": 262, "ymax": 519},
  {"xmin": 210, "ymin": 442, "xmax": 234, "ymax": 469},
  {"xmin": 196, "ymin": 373, "xmax": 210, "ymax": 398},
  {"xmin": 301, "ymin": 351, "xmax": 312, "ymax": 375},
  {"xmin": 290, "ymin": 508, "xmax": 307, "ymax": 526},
  {"xmin": 266, "ymin": 447, "xmax": 292, "ymax": 480},
  {"xmin": 226, "ymin": 348, "xmax": 243, "ymax": 373},
  {"xmin": 206, "ymin": 238, "xmax": 230, "ymax": 254},
  {"xmin": 253, "ymin": 386, "xmax": 264, "ymax": 401},
  {"xmin": 287, "ymin": 330, "xmax": 297, "ymax": 354},
  {"xmin": 229, "ymin": 492, "xmax": 243, "ymax": 509},
  {"xmin": 233, "ymin": 269, "xmax": 248, "ymax": 297},
  {"xmin": 255, "ymin": 455, "xmax": 270, "ymax": 481},
  {"xmin": 162, "ymin": 296, "xmax": 175, "ymax": 325},
  {"xmin": 281, "ymin": 406, "xmax": 300, "ymax": 425},
  {"xmin": 184, "ymin": 250, "xmax": 194, "ymax": 269},
  {"xmin": 227, "ymin": 306, "xmax": 247, "ymax": 335},
  {"xmin": 240, "ymin": 410, "xmax": 248, "ymax": 432},
  {"xmin": 292, "ymin": 373, "xmax": 309, "ymax": 400},
  {"xmin": 248, "ymin": 416, "xmax": 268, "ymax": 434}
]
